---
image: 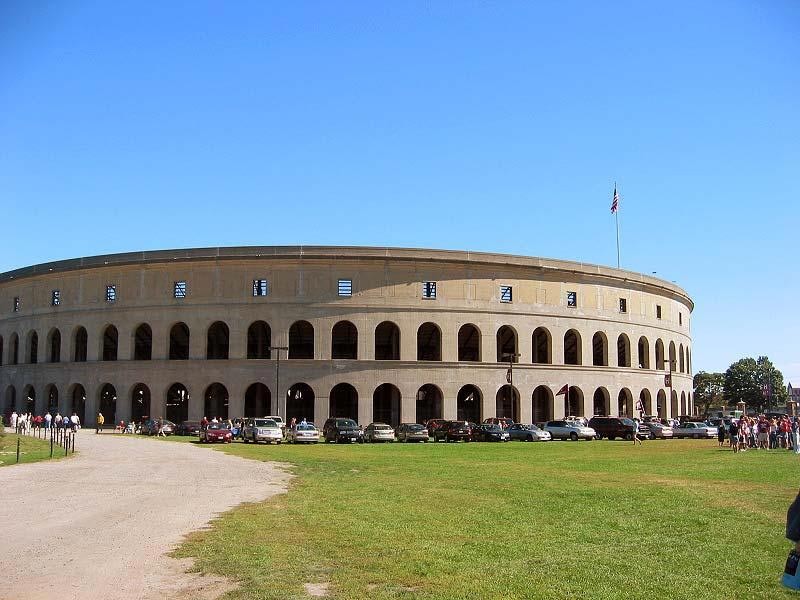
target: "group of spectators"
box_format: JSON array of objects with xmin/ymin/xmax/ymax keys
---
[
  {"xmin": 721, "ymin": 415, "xmax": 800, "ymax": 454},
  {"xmin": 6, "ymin": 410, "xmax": 81, "ymax": 434}
]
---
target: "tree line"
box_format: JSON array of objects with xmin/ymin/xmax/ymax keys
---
[{"xmin": 693, "ymin": 356, "xmax": 788, "ymax": 416}]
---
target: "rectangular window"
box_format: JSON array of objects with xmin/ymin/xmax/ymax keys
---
[
  {"xmin": 656, "ymin": 305, "xmax": 662, "ymax": 319},
  {"xmin": 174, "ymin": 281, "xmax": 187, "ymax": 298},
  {"xmin": 566, "ymin": 291, "xmax": 577, "ymax": 307},
  {"xmin": 619, "ymin": 298, "xmax": 627, "ymax": 313},
  {"xmin": 422, "ymin": 281, "xmax": 437, "ymax": 299},
  {"xmin": 252, "ymin": 279, "xmax": 268, "ymax": 297},
  {"xmin": 338, "ymin": 279, "xmax": 352, "ymax": 297},
  {"xmin": 51, "ymin": 290, "xmax": 60, "ymax": 306},
  {"xmin": 679, "ymin": 312, "xmax": 683, "ymax": 325},
  {"xmin": 500, "ymin": 285, "xmax": 513, "ymax": 303},
  {"xmin": 13, "ymin": 297, "xmax": 19, "ymax": 312},
  {"xmin": 106, "ymin": 285, "xmax": 116, "ymax": 303}
]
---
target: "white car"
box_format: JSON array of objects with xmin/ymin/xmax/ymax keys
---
[
  {"xmin": 543, "ymin": 420, "xmax": 596, "ymax": 441},
  {"xmin": 287, "ymin": 422, "xmax": 320, "ymax": 444},
  {"xmin": 264, "ymin": 415, "xmax": 286, "ymax": 434},
  {"xmin": 673, "ymin": 421, "xmax": 716, "ymax": 439},
  {"xmin": 363, "ymin": 422, "xmax": 395, "ymax": 443},
  {"xmin": 242, "ymin": 418, "xmax": 283, "ymax": 444}
]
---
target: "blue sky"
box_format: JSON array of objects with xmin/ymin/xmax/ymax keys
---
[{"xmin": 1, "ymin": 1, "xmax": 798, "ymax": 384}]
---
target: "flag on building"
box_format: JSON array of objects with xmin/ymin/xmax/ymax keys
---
[
  {"xmin": 506, "ymin": 368, "xmax": 512, "ymax": 383},
  {"xmin": 611, "ymin": 186, "xmax": 619, "ymax": 213},
  {"xmin": 556, "ymin": 384, "xmax": 568, "ymax": 396}
]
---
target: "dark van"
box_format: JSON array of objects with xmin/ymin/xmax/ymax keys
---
[
  {"xmin": 588, "ymin": 416, "xmax": 637, "ymax": 441},
  {"xmin": 322, "ymin": 418, "xmax": 363, "ymax": 443}
]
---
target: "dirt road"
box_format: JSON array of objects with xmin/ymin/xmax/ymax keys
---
[{"xmin": 0, "ymin": 431, "xmax": 291, "ymax": 600}]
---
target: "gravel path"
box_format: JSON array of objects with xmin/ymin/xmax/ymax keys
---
[{"xmin": 0, "ymin": 431, "xmax": 291, "ymax": 600}]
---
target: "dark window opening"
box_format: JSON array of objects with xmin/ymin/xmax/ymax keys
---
[
  {"xmin": 134, "ymin": 324, "xmax": 152, "ymax": 360},
  {"xmin": 102, "ymin": 326, "xmax": 118, "ymax": 361},
  {"xmin": 289, "ymin": 321, "xmax": 314, "ymax": 359},
  {"xmin": 206, "ymin": 322, "xmax": 230, "ymax": 360},
  {"xmin": 417, "ymin": 322, "xmax": 441, "ymax": 361},
  {"xmin": 169, "ymin": 323, "xmax": 190, "ymax": 360},
  {"xmin": 375, "ymin": 321, "xmax": 400, "ymax": 360},
  {"xmin": 74, "ymin": 328, "xmax": 87, "ymax": 362},
  {"xmin": 331, "ymin": 321, "xmax": 357, "ymax": 359},
  {"xmin": 457, "ymin": 324, "xmax": 480, "ymax": 362},
  {"xmin": 247, "ymin": 321, "xmax": 271, "ymax": 359}
]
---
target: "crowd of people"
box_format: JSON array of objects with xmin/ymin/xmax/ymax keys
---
[
  {"xmin": 721, "ymin": 415, "xmax": 800, "ymax": 454},
  {"xmin": 5, "ymin": 410, "xmax": 81, "ymax": 434}
]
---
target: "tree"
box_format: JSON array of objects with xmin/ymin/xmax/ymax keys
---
[
  {"xmin": 723, "ymin": 356, "xmax": 787, "ymax": 413},
  {"xmin": 693, "ymin": 371, "xmax": 724, "ymax": 416}
]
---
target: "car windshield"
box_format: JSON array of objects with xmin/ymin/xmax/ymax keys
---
[
  {"xmin": 208, "ymin": 424, "xmax": 226, "ymax": 430},
  {"xmin": 484, "ymin": 425, "xmax": 502, "ymax": 432},
  {"xmin": 296, "ymin": 424, "xmax": 316, "ymax": 431},
  {"xmin": 253, "ymin": 419, "xmax": 274, "ymax": 427},
  {"xmin": 336, "ymin": 419, "xmax": 358, "ymax": 428},
  {"xmin": 374, "ymin": 424, "xmax": 391, "ymax": 430},
  {"xmin": 621, "ymin": 419, "xmax": 635, "ymax": 426},
  {"xmin": 529, "ymin": 425, "xmax": 541, "ymax": 431},
  {"xmin": 407, "ymin": 424, "xmax": 425, "ymax": 431}
]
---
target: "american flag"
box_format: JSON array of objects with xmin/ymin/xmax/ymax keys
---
[{"xmin": 611, "ymin": 186, "xmax": 619, "ymax": 213}]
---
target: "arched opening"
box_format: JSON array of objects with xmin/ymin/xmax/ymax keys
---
[
  {"xmin": 668, "ymin": 342, "xmax": 677, "ymax": 372},
  {"xmin": 617, "ymin": 334, "xmax": 631, "ymax": 367},
  {"xmin": 244, "ymin": 383, "xmax": 271, "ymax": 417},
  {"xmin": 5, "ymin": 385, "xmax": 16, "ymax": 414},
  {"xmin": 70, "ymin": 384, "xmax": 86, "ymax": 423},
  {"xmin": 564, "ymin": 330, "xmax": 582, "ymax": 365},
  {"xmin": 639, "ymin": 389, "xmax": 652, "ymax": 416},
  {"xmin": 131, "ymin": 383, "xmax": 151, "ymax": 423},
  {"xmin": 457, "ymin": 385, "xmax": 482, "ymax": 423},
  {"xmin": 565, "ymin": 386, "xmax": 584, "ymax": 417},
  {"xmin": 73, "ymin": 327, "xmax": 87, "ymax": 362},
  {"xmin": 166, "ymin": 383, "xmax": 189, "ymax": 423},
  {"xmin": 98, "ymin": 384, "xmax": 117, "ymax": 424},
  {"xmin": 532, "ymin": 327, "xmax": 552, "ymax": 364},
  {"xmin": 329, "ymin": 383, "xmax": 358, "ymax": 419},
  {"xmin": 670, "ymin": 390, "xmax": 679, "ymax": 418},
  {"xmin": 207, "ymin": 322, "xmax": 230, "ymax": 360},
  {"xmin": 593, "ymin": 388, "xmax": 610, "ymax": 416},
  {"xmin": 48, "ymin": 329, "xmax": 61, "ymax": 363},
  {"xmin": 287, "ymin": 383, "xmax": 315, "ymax": 423},
  {"xmin": 247, "ymin": 321, "xmax": 271, "ymax": 359},
  {"xmin": 592, "ymin": 332, "xmax": 608, "ymax": 366},
  {"xmin": 22, "ymin": 385, "xmax": 35, "ymax": 414},
  {"xmin": 496, "ymin": 385, "xmax": 520, "ymax": 422},
  {"xmin": 45, "ymin": 384, "xmax": 58, "ymax": 414},
  {"xmin": 28, "ymin": 331, "xmax": 38, "ymax": 364},
  {"xmin": 0, "ymin": 335, "xmax": 3, "ymax": 365},
  {"xmin": 618, "ymin": 388, "xmax": 633, "ymax": 417},
  {"xmin": 373, "ymin": 383, "xmax": 401, "ymax": 427},
  {"xmin": 169, "ymin": 323, "xmax": 190, "ymax": 360},
  {"xmin": 289, "ymin": 321, "xmax": 314, "ymax": 359},
  {"xmin": 375, "ymin": 321, "xmax": 400, "ymax": 360},
  {"xmin": 204, "ymin": 383, "xmax": 229, "ymax": 420},
  {"xmin": 417, "ymin": 322, "xmax": 441, "ymax": 361},
  {"xmin": 331, "ymin": 321, "xmax": 358, "ymax": 359},
  {"xmin": 416, "ymin": 384, "xmax": 443, "ymax": 424},
  {"xmin": 657, "ymin": 389, "xmax": 667, "ymax": 419},
  {"xmin": 532, "ymin": 386, "xmax": 554, "ymax": 423},
  {"xmin": 134, "ymin": 324, "xmax": 152, "ymax": 360},
  {"xmin": 655, "ymin": 339, "xmax": 665, "ymax": 370},
  {"xmin": 680, "ymin": 391, "xmax": 687, "ymax": 415},
  {"xmin": 102, "ymin": 325, "xmax": 118, "ymax": 361},
  {"xmin": 10, "ymin": 333, "xmax": 19, "ymax": 365},
  {"xmin": 679, "ymin": 344, "xmax": 685, "ymax": 373},
  {"xmin": 496, "ymin": 326, "xmax": 518, "ymax": 362},
  {"xmin": 638, "ymin": 337, "xmax": 650, "ymax": 369},
  {"xmin": 457, "ymin": 324, "xmax": 481, "ymax": 362}
]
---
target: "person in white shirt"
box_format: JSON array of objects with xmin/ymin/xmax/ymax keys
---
[
  {"xmin": 70, "ymin": 413, "xmax": 80, "ymax": 430},
  {"xmin": 44, "ymin": 412, "xmax": 52, "ymax": 431},
  {"xmin": 10, "ymin": 411, "xmax": 18, "ymax": 430}
]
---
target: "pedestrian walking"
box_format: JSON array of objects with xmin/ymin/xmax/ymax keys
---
[{"xmin": 96, "ymin": 412, "xmax": 104, "ymax": 434}]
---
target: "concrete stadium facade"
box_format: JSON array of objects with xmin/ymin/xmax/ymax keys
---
[{"xmin": 0, "ymin": 246, "xmax": 694, "ymax": 427}]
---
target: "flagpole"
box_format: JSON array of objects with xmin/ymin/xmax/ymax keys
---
[{"xmin": 615, "ymin": 181, "xmax": 620, "ymax": 269}]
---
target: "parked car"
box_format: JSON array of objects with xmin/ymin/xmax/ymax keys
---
[
  {"xmin": 396, "ymin": 423, "xmax": 430, "ymax": 443},
  {"xmin": 636, "ymin": 421, "xmax": 654, "ymax": 440},
  {"xmin": 287, "ymin": 422, "xmax": 320, "ymax": 444},
  {"xmin": 645, "ymin": 421, "xmax": 674, "ymax": 439},
  {"xmin": 507, "ymin": 423, "xmax": 551, "ymax": 442},
  {"xmin": 433, "ymin": 421, "xmax": 472, "ymax": 443},
  {"xmin": 472, "ymin": 424, "xmax": 510, "ymax": 442},
  {"xmin": 200, "ymin": 422, "xmax": 232, "ymax": 443},
  {"xmin": 140, "ymin": 419, "xmax": 176, "ymax": 436},
  {"xmin": 673, "ymin": 421, "xmax": 717, "ymax": 439},
  {"xmin": 588, "ymin": 416, "xmax": 638, "ymax": 441},
  {"xmin": 176, "ymin": 420, "xmax": 201, "ymax": 436},
  {"xmin": 544, "ymin": 420, "xmax": 596, "ymax": 441},
  {"xmin": 242, "ymin": 418, "xmax": 283, "ymax": 444},
  {"xmin": 425, "ymin": 418, "xmax": 448, "ymax": 436},
  {"xmin": 482, "ymin": 417, "xmax": 515, "ymax": 429},
  {"xmin": 363, "ymin": 422, "xmax": 395, "ymax": 443},
  {"xmin": 322, "ymin": 418, "xmax": 363, "ymax": 443},
  {"xmin": 264, "ymin": 415, "xmax": 286, "ymax": 434}
]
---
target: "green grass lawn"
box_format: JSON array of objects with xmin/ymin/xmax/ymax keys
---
[
  {"xmin": 172, "ymin": 438, "xmax": 799, "ymax": 599},
  {"xmin": 0, "ymin": 432, "xmax": 63, "ymax": 466}
]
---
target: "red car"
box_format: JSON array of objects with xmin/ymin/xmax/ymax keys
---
[
  {"xmin": 433, "ymin": 421, "xmax": 473, "ymax": 442},
  {"xmin": 200, "ymin": 423, "xmax": 232, "ymax": 443},
  {"xmin": 425, "ymin": 418, "xmax": 448, "ymax": 436}
]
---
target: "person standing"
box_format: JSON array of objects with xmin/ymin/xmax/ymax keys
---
[
  {"xmin": 96, "ymin": 412, "xmax": 104, "ymax": 434},
  {"xmin": 44, "ymin": 411, "xmax": 52, "ymax": 433},
  {"xmin": 793, "ymin": 417, "xmax": 800, "ymax": 455},
  {"xmin": 717, "ymin": 421, "xmax": 726, "ymax": 447},
  {"xmin": 10, "ymin": 410, "xmax": 18, "ymax": 431},
  {"xmin": 71, "ymin": 412, "xmax": 80, "ymax": 431},
  {"xmin": 729, "ymin": 419, "xmax": 739, "ymax": 453}
]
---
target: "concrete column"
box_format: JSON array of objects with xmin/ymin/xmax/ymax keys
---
[
  {"xmin": 360, "ymin": 317, "xmax": 374, "ymax": 360},
  {"xmin": 518, "ymin": 331, "xmax": 532, "ymax": 366},
  {"xmin": 186, "ymin": 384, "xmax": 201, "ymax": 421},
  {"xmin": 227, "ymin": 380, "xmax": 246, "ymax": 419},
  {"xmin": 400, "ymin": 386, "xmax": 415, "ymax": 423},
  {"xmin": 117, "ymin": 383, "xmax": 132, "ymax": 423},
  {"xmin": 314, "ymin": 394, "xmax": 327, "ymax": 424},
  {"xmin": 551, "ymin": 329, "xmax": 565, "ymax": 365},
  {"xmin": 189, "ymin": 320, "xmax": 204, "ymax": 360},
  {"xmin": 553, "ymin": 389, "xmax": 566, "ymax": 419},
  {"xmin": 357, "ymin": 388, "xmax": 372, "ymax": 426},
  {"xmin": 229, "ymin": 326, "xmax": 246, "ymax": 361},
  {"xmin": 401, "ymin": 323, "xmax": 416, "ymax": 362},
  {"xmin": 152, "ymin": 322, "xmax": 167, "ymax": 360},
  {"xmin": 441, "ymin": 327, "xmax": 456, "ymax": 363},
  {"xmin": 518, "ymin": 384, "xmax": 532, "ymax": 424},
  {"xmin": 117, "ymin": 326, "xmax": 132, "ymax": 361},
  {"xmin": 442, "ymin": 387, "xmax": 457, "ymax": 420}
]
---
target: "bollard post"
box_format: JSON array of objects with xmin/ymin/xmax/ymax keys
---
[
  {"xmin": 50, "ymin": 435, "xmax": 54, "ymax": 458},
  {"xmin": 72, "ymin": 432, "xmax": 76, "ymax": 454},
  {"xmin": 16, "ymin": 437, "xmax": 20, "ymax": 463},
  {"xmin": 65, "ymin": 435, "xmax": 68, "ymax": 456}
]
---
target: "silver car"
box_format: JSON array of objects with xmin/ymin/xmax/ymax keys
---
[
  {"xmin": 508, "ymin": 423, "xmax": 551, "ymax": 442},
  {"xmin": 242, "ymin": 418, "xmax": 283, "ymax": 444},
  {"xmin": 396, "ymin": 423, "xmax": 429, "ymax": 443},
  {"xmin": 673, "ymin": 421, "xmax": 716, "ymax": 439},
  {"xmin": 363, "ymin": 422, "xmax": 395, "ymax": 443},
  {"xmin": 544, "ymin": 420, "xmax": 596, "ymax": 441},
  {"xmin": 287, "ymin": 422, "xmax": 320, "ymax": 444},
  {"xmin": 646, "ymin": 422, "xmax": 674, "ymax": 439}
]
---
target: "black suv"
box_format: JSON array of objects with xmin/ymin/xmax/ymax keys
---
[
  {"xmin": 322, "ymin": 418, "xmax": 363, "ymax": 443},
  {"xmin": 588, "ymin": 416, "xmax": 637, "ymax": 441},
  {"xmin": 433, "ymin": 421, "xmax": 472, "ymax": 443}
]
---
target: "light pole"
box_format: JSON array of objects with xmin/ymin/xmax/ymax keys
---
[
  {"xmin": 663, "ymin": 357, "xmax": 676, "ymax": 419},
  {"xmin": 502, "ymin": 352, "xmax": 521, "ymax": 420},
  {"xmin": 268, "ymin": 346, "xmax": 289, "ymax": 419}
]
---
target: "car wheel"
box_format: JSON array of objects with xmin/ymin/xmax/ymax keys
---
[
  {"xmin": 570, "ymin": 432, "xmax": 578, "ymax": 441},
  {"xmin": 693, "ymin": 434, "xmax": 700, "ymax": 439},
  {"xmin": 624, "ymin": 433, "xmax": 633, "ymax": 441},
  {"xmin": 527, "ymin": 435, "xmax": 533, "ymax": 442},
  {"xmin": 596, "ymin": 433, "xmax": 603, "ymax": 440}
]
